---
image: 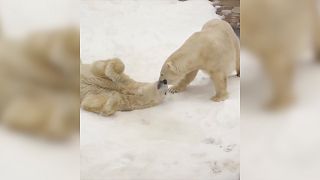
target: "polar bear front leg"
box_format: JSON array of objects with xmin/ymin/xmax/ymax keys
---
[
  {"xmin": 169, "ymin": 70, "xmax": 198, "ymax": 93},
  {"xmin": 210, "ymin": 71, "xmax": 229, "ymax": 102}
]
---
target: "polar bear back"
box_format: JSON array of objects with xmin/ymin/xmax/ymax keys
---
[{"xmin": 189, "ymin": 19, "xmax": 239, "ymax": 74}]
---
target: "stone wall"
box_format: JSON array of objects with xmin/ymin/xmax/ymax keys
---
[{"xmin": 212, "ymin": 0, "xmax": 240, "ymax": 37}]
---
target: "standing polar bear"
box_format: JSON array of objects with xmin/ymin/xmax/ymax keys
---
[{"xmin": 158, "ymin": 19, "xmax": 240, "ymax": 101}]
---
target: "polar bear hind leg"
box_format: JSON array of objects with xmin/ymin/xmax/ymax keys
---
[
  {"xmin": 210, "ymin": 71, "xmax": 229, "ymax": 102},
  {"xmin": 90, "ymin": 58, "xmax": 125, "ymax": 82},
  {"xmin": 81, "ymin": 92, "xmax": 120, "ymax": 116},
  {"xmin": 101, "ymin": 92, "xmax": 121, "ymax": 116},
  {"xmin": 81, "ymin": 93, "xmax": 108, "ymax": 113}
]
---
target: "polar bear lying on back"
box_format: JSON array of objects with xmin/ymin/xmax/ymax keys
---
[
  {"xmin": 81, "ymin": 58, "xmax": 168, "ymax": 116},
  {"xmin": 158, "ymin": 19, "xmax": 240, "ymax": 101}
]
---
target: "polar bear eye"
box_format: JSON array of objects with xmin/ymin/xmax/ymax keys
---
[{"xmin": 161, "ymin": 74, "xmax": 164, "ymax": 76}]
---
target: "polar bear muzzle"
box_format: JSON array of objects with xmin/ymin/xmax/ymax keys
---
[{"xmin": 157, "ymin": 79, "xmax": 167, "ymax": 89}]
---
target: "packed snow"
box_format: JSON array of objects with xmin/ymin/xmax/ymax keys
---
[{"xmin": 80, "ymin": 0, "xmax": 240, "ymax": 180}]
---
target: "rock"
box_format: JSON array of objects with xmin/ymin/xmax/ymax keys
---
[{"xmin": 213, "ymin": 0, "xmax": 240, "ymax": 37}]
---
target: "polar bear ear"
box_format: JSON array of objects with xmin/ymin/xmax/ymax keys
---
[{"xmin": 167, "ymin": 62, "xmax": 178, "ymax": 72}]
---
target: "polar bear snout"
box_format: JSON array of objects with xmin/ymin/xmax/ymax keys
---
[
  {"xmin": 157, "ymin": 79, "xmax": 167, "ymax": 90},
  {"xmin": 156, "ymin": 82, "xmax": 168, "ymax": 96},
  {"xmin": 162, "ymin": 79, "xmax": 167, "ymax": 85}
]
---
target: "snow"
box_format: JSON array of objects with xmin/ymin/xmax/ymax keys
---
[
  {"xmin": 80, "ymin": 0, "xmax": 239, "ymax": 180},
  {"xmin": 0, "ymin": 0, "xmax": 78, "ymax": 38},
  {"xmin": 241, "ymin": 49, "xmax": 320, "ymax": 180},
  {"xmin": 0, "ymin": 128, "xmax": 80, "ymax": 180}
]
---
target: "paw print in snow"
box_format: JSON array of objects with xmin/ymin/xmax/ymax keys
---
[
  {"xmin": 203, "ymin": 137, "xmax": 222, "ymax": 145},
  {"xmin": 223, "ymin": 144, "xmax": 237, "ymax": 152},
  {"xmin": 208, "ymin": 161, "xmax": 222, "ymax": 174}
]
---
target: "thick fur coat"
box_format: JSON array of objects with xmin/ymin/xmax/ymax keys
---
[
  {"xmin": 80, "ymin": 58, "xmax": 167, "ymax": 116},
  {"xmin": 0, "ymin": 27, "xmax": 79, "ymax": 138},
  {"xmin": 159, "ymin": 19, "xmax": 240, "ymax": 101}
]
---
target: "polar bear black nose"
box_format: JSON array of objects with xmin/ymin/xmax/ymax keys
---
[{"xmin": 163, "ymin": 79, "xmax": 167, "ymax": 85}]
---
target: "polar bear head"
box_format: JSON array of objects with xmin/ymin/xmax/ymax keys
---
[{"xmin": 158, "ymin": 61, "xmax": 182, "ymax": 89}]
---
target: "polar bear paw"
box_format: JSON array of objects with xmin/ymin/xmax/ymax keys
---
[
  {"xmin": 168, "ymin": 85, "xmax": 186, "ymax": 94},
  {"xmin": 211, "ymin": 93, "xmax": 229, "ymax": 102},
  {"xmin": 90, "ymin": 58, "xmax": 125, "ymax": 82}
]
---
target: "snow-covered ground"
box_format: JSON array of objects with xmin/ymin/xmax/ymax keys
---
[
  {"xmin": 241, "ymin": 49, "xmax": 320, "ymax": 180},
  {"xmin": 0, "ymin": 128, "xmax": 79, "ymax": 180},
  {"xmin": 80, "ymin": 0, "xmax": 240, "ymax": 180}
]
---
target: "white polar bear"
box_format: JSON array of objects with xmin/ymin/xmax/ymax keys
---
[
  {"xmin": 158, "ymin": 19, "xmax": 240, "ymax": 101},
  {"xmin": 81, "ymin": 58, "xmax": 168, "ymax": 116}
]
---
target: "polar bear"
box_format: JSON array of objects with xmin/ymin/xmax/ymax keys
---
[
  {"xmin": 81, "ymin": 58, "xmax": 167, "ymax": 116},
  {"xmin": 158, "ymin": 19, "xmax": 240, "ymax": 101}
]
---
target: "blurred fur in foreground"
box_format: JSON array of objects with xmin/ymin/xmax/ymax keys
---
[
  {"xmin": 0, "ymin": 26, "xmax": 79, "ymax": 139},
  {"xmin": 241, "ymin": 0, "xmax": 320, "ymax": 108},
  {"xmin": 241, "ymin": 1, "xmax": 320, "ymax": 180}
]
